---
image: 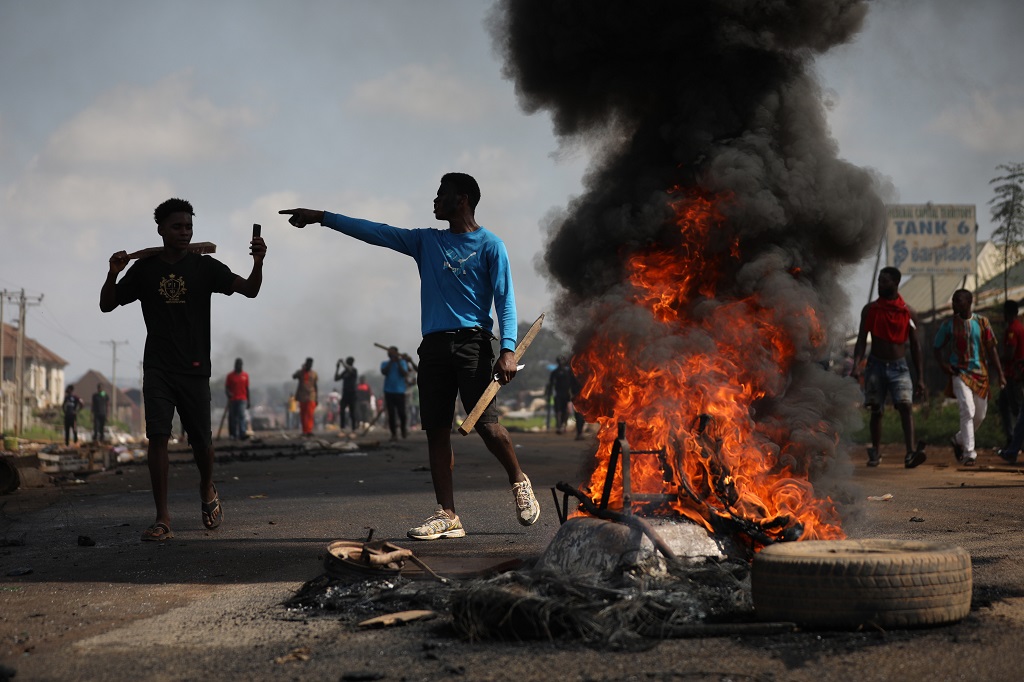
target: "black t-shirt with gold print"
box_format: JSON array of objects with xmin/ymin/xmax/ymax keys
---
[{"xmin": 116, "ymin": 253, "xmax": 237, "ymax": 376}]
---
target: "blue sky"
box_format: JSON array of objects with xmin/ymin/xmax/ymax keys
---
[{"xmin": 1, "ymin": 0, "xmax": 1022, "ymax": 389}]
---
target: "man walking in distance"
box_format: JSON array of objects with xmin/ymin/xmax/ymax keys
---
[
  {"xmin": 356, "ymin": 376, "xmax": 374, "ymax": 427},
  {"xmin": 91, "ymin": 384, "xmax": 109, "ymax": 443},
  {"xmin": 100, "ymin": 197, "xmax": 266, "ymax": 541},
  {"xmin": 851, "ymin": 267, "xmax": 926, "ymax": 468},
  {"xmin": 281, "ymin": 172, "xmax": 541, "ymax": 540},
  {"xmin": 225, "ymin": 358, "xmax": 250, "ymax": 440},
  {"xmin": 62, "ymin": 385, "xmax": 83, "ymax": 446},
  {"xmin": 933, "ymin": 289, "xmax": 1006, "ymax": 466},
  {"xmin": 334, "ymin": 356, "xmax": 359, "ymax": 435},
  {"xmin": 998, "ymin": 299, "xmax": 1024, "ymax": 448},
  {"xmin": 381, "ymin": 346, "xmax": 411, "ymax": 441},
  {"xmin": 546, "ymin": 355, "xmax": 573, "ymax": 434},
  {"xmin": 292, "ymin": 358, "xmax": 318, "ymax": 436}
]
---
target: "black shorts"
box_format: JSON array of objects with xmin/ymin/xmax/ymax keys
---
[
  {"xmin": 143, "ymin": 367, "xmax": 212, "ymax": 447},
  {"xmin": 417, "ymin": 329, "xmax": 499, "ymax": 430}
]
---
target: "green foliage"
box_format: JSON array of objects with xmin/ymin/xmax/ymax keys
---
[
  {"xmin": 990, "ymin": 162, "xmax": 1024, "ymax": 298},
  {"xmin": 502, "ymin": 415, "xmax": 550, "ymax": 431},
  {"xmin": 20, "ymin": 424, "xmax": 62, "ymax": 441},
  {"xmin": 504, "ymin": 399, "xmax": 1005, "ymax": 450},
  {"xmin": 849, "ymin": 398, "xmax": 1006, "ymax": 450}
]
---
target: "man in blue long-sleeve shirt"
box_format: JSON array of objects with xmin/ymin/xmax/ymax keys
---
[{"xmin": 281, "ymin": 172, "xmax": 540, "ymax": 540}]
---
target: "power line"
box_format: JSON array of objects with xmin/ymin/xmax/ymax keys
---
[{"xmin": 35, "ymin": 301, "xmax": 108, "ymax": 361}]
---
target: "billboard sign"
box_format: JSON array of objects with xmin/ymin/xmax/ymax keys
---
[{"xmin": 885, "ymin": 204, "xmax": 976, "ymax": 277}]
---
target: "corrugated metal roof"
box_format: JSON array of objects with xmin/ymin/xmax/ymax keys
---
[
  {"xmin": 977, "ymin": 254, "xmax": 1024, "ymax": 295},
  {"xmin": 898, "ymin": 274, "xmax": 966, "ymax": 316}
]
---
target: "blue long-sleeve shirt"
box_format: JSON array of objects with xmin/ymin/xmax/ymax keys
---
[
  {"xmin": 381, "ymin": 358, "xmax": 409, "ymax": 394},
  {"xmin": 323, "ymin": 212, "xmax": 518, "ymax": 352}
]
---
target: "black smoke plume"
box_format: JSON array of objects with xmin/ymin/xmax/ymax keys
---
[{"xmin": 490, "ymin": 1, "xmax": 881, "ymax": 527}]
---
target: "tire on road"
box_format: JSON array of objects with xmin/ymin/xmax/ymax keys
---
[{"xmin": 751, "ymin": 539, "xmax": 972, "ymax": 629}]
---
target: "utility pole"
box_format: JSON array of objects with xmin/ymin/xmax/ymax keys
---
[
  {"xmin": 11, "ymin": 290, "xmax": 43, "ymax": 437},
  {"xmin": 102, "ymin": 340, "xmax": 129, "ymax": 431}
]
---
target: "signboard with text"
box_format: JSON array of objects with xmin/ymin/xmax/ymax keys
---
[{"xmin": 885, "ymin": 204, "xmax": 976, "ymax": 276}]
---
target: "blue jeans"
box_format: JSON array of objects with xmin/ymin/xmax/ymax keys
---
[
  {"xmin": 228, "ymin": 399, "xmax": 247, "ymax": 439},
  {"xmin": 863, "ymin": 356, "xmax": 913, "ymax": 411}
]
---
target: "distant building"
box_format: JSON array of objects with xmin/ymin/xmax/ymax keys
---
[
  {"xmin": 1, "ymin": 322, "xmax": 68, "ymax": 433},
  {"xmin": 71, "ymin": 369, "xmax": 140, "ymax": 434}
]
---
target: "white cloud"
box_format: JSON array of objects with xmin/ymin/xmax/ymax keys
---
[
  {"xmin": 222, "ymin": 187, "xmax": 419, "ymax": 307},
  {"xmin": 348, "ymin": 64, "xmax": 489, "ymax": 123},
  {"xmin": 228, "ymin": 191, "xmax": 302, "ymax": 234},
  {"xmin": 453, "ymin": 146, "xmax": 539, "ymax": 209},
  {"xmin": 0, "ymin": 72, "xmax": 258, "ymax": 256},
  {"xmin": 338, "ymin": 192, "xmax": 416, "ymax": 228},
  {"xmin": 231, "ymin": 188, "xmax": 416, "ymax": 235},
  {"xmin": 928, "ymin": 90, "xmax": 1024, "ymax": 154},
  {"xmin": 3, "ymin": 172, "xmax": 172, "ymax": 234},
  {"xmin": 40, "ymin": 72, "xmax": 258, "ymax": 169}
]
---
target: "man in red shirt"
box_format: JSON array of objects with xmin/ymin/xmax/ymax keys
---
[
  {"xmin": 225, "ymin": 358, "xmax": 250, "ymax": 440},
  {"xmin": 998, "ymin": 300, "xmax": 1024, "ymax": 448},
  {"xmin": 852, "ymin": 267, "xmax": 926, "ymax": 468}
]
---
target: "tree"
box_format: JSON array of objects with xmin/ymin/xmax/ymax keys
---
[{"xmin": 990, "ymin": 162, "xmax": 1024, "ymax": 301}]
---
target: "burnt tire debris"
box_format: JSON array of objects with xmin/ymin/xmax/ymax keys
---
[{"xmin": 287, "ymin": 552, "xmax": 758, "ymax": 650}]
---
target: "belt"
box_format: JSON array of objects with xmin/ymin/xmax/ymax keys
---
[
  {"xmin": 867, "ymin": 355, "xmax": 907, "ymax": 366},
  {"xmin": 423, "ymin": 327, "xmax": 492, "ymax": 340}
]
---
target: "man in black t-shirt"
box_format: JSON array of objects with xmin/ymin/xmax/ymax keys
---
[
  {"xmin": 63, "ymin": 385, "xmax": 83, "ymax": 446},
  {"xmin": 334, "ymin": 356, "xmax": 358, "ymax": 433},
  {"xmin": 100, "ymin": 197, "xmax": 266, "ymax": 542},
  {"xmin": 546, "ymin": 356, "xmax": 573, "ymax": 434},
  {"xmin": 91, "ymin": 385, "xmax": 109, "ymax": 443}
]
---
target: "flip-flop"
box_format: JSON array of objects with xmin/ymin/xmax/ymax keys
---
[
  {"xmin": 141, "ymin": 522, "xmax": 173, "ymax": 542},
  {"xmin": 202, "ymin": 490, "xmax": 223, "ymax": 529}
]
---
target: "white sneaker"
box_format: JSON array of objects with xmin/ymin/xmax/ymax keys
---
[
  {"xmin": 511, "ymin": 475, "xmax": 541, "ymax": 526},
  {"xmin": 407, "ymin": 506, "xmax": 466, "ymax": 540}
]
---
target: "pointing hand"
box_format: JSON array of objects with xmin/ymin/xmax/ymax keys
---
[{"xmin": 279, "ymin": 208, "xmax": 324, "ymax": 228}]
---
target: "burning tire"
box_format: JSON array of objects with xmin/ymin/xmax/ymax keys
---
[{"xmin": 751, "ymin": 539, "xmax": 972, "ymax": 629}]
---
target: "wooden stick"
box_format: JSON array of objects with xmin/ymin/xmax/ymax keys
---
[
  {"xmin": 375, "ymin": 342, "xmax": 418, "ymax": 371},
  {"xmin": 458, "ymin": 312, "xmax": 545, "ymax": 436},
  {"xmin": 127, "ymin": 241, "xmax": 217, "ymax": 260},
  {"xmin": 216, "ymin": 405, "xmax": 228, "ymax": 439},
  {"xmin": 359, "ymin": 407, "xmax": 385, "ymax": 437}
]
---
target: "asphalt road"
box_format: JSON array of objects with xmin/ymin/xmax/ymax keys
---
[{"xmin": 2, "ymin": 429, "xmax": 1024, "ymax": 681}]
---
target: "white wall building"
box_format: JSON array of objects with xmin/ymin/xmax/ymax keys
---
[{"xmin": 1, "ymin": 322, "xmax": 67, "ymax": 434}]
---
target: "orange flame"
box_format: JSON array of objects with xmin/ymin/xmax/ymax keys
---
[{"xmin": 574, "ymin": 188, "xmax": 844, "ymax": 546}]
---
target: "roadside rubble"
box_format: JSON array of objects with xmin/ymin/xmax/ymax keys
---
[
  {"xmin": 0, "ymin": 433, "xmax": 379, "ymax": 495},
  {"xmin": 284, "ymin": 523, "xmax": 760, "ymax": 650}
]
